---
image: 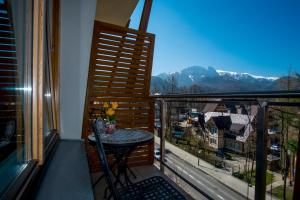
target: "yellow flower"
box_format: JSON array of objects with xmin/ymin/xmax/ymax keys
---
[
  {"xmin": 106, "ymin": 108, "xmax": 115, "ymax": 116},
  {"xmin": 112, "ymin": 102, "xmax": 118, "ymax": 109},
  {"xmin": 103, "ymin": 102, "xmax": 109, "ymax": 108}
]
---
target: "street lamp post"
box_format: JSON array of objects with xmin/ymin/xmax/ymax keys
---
[{"xmin": 198, "ymin": 150, "xmax": 202, "ymax": 166}]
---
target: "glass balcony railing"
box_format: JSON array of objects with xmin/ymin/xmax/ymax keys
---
[{"xmin": 151, "ymin": 91, "xmax": 300, "ymax": 200}]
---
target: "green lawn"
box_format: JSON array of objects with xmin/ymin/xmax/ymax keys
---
[
  {"xmin": 266, "ymin": 172, "xmax": 274, "ymax": 186},
  {"xmin": 233, "ymin": 170, "xmax": 274, "ymax": 186},
  {"xmin": 271, "ymin": 185, "xmax": 293, "ymax": 200}
]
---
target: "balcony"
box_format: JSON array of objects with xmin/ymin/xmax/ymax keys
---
[
  {"xmin": 1, "ymin": 0, "xmax": 300, "ymax": 200},
  {"xmin": 31, "ymin": 91, "xmax": 300, "ymax": 200}
]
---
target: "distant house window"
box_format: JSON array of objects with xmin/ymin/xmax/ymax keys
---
[
  {"xmin": 210, "ymin": 138, "xmax": 217, "ymax": 144},
  {"xmin": 211, "ymin": 127, "xmax": 218, "ymax": 134}
]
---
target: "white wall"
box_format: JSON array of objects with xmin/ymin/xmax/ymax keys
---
[{"xmin": 60, "ymin": 0, "xmax": 96, "ymax": 139}]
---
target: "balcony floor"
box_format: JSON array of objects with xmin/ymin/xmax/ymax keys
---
[
  {"xmin": 92, "ymin": 162, "xmax": 201, "ymax": 200},
  {"xmin": 35, "ymin": 140, "xmax": 94, "ymax": 200},
  {"xmin": 34, "ymin": 139, "xmax": 204, "ymax": 200}
]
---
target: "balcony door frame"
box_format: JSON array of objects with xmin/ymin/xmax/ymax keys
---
[{"xmin": 32, "ymin": 0, "xmax": 60, "ymax": 165}]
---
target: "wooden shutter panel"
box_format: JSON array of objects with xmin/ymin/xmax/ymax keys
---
[{"xmin": 83, "ymin": 21, "xmax": 155, "ymax": 172}]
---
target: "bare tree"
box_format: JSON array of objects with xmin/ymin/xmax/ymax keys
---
[
  {"xmin": 189, "ymin": 84, "xmax": 202, "ymax": 93},
  {"xmin": 166, "ymin": 73, "xmax": 178, "ymax": 94},
  {"xmin": 179, "ymin": 86, "xmax": 189, "ymax": 94},
  {"xmin": 151, "ymin": 84, "xmax": 160, "ymax": 94}
]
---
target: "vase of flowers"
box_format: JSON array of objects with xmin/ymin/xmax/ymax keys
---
[
  {"xmin": 102, "ymin": 102, "xmax": 118, "ymax": 133},
  {"xmin": 106, "ymin": 123, "xmax": 116, "ymax": 134}
]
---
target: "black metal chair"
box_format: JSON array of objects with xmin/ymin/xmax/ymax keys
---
[{"xmin": 92, "ymin": 119, "xmax": 187, "ymax": 200}]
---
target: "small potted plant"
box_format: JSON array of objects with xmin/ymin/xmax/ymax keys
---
[{"xmin": 103, "ymin": 102, "xmax": 118, "ymax": 133}]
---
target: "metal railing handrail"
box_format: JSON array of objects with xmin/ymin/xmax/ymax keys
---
[
  {"xmin": 150, "ymin": 90, "xmax": 300, "ymax": 99},
  {"xmin": 153, "ymin": 93, "xmax": 300, "ymax": 200}
]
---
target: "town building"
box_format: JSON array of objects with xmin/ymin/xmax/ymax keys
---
[{"xmin": 204, "ymin": 112, "xmax": 256, "ymax": 153}]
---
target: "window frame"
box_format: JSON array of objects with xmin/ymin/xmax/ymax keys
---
[
  {"xmin": 1, "ymin": 0, "xmax": 61, "ymax": 198},
  {"xmin": 32, "ymin": 0, "xmax": 45, "ymax": 164},
  {"xmin": 32, "ymin": 0, "xmax": 61, "ymax": 165}
]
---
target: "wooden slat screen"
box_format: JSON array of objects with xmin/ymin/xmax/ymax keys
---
[{"xmin": 82, "ymin": 21, "xmax": 155, "ymax": 172}]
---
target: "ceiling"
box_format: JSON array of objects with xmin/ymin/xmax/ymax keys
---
[{"xmin": 95, "ymin": 0, "xmax": 139, "ymax": 27}]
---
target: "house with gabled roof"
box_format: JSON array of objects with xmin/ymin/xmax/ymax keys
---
[{"xmin": 205, "ymin": 112, "xmax": 256, "ymax": 153}]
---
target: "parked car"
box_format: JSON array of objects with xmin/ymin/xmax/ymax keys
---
[
  {"xmin": 189, "ymin": 112, "xmax": 200, "ymax": 122},
  {"xmin": 154, "ymin": 148, "xmax": 167, "ymax": 162},
  {"xmin": 270, "ymin": 144, "xmax": 280, "ymax": 156},
  {"xmin": 154, "ymin": 148, "xmax": 160, "ymax": 160},
  {"xmin": 178, "ymin": 114, "xmax": 188, "ymax": 122},
  {"xmin": 172, "ymin": 126, "xmax": 185, "ymax": 138},
  {"xmin": 154, "ymin": 119, "xmax": 161, "ymax": 129},
  {"xmin": 270, "ymin": 144, "xmax": 280, "ymax": 151}
]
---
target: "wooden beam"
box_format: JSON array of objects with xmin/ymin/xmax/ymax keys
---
[
  {"xmin": 32, "ymin": 0, "xmax": 45, "ymax": 165},
  {"xmin": 139, "ymin": 0, "xmax": 153, "ymax": 32}
]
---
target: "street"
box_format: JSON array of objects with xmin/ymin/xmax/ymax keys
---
[{"xmin": 164, "ymin": 152, "xmax": 246, "ymax": 200}]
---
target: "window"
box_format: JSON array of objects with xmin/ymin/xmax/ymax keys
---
[
  {"xmin": 0, "ymin": 0, "xmax": 33, "ymax": 195},
  {"xmin": 0, "ymin": 0, "xmax": 60, "ymax": 197},
  {"xmin": 210, "ymin": 127, "xmax": 218, "ymax": 134},
  {"xmin": 210, "ymin": 138, "xmax": 216, "ymax": 144}
]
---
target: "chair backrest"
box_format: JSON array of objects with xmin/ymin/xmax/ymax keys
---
[{"xmin": 92, "ymin": 119, "xmax": 120, "ymax": 200}]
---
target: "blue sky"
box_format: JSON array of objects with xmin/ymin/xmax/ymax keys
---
[{"xmin": 130, "ymin": 0, "xmax": 300, "ymax": 77}]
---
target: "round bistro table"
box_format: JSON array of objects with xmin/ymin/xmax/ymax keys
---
[{"xmin": 88, "ymin": 129, "xmax": 154, "ymax": 187}]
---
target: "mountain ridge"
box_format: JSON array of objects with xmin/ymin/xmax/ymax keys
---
[
  {"xmin": 151, "ymin": 66, "xmax": 298, "ymax": 93},
  {"xmin": 156, "ymin": 66, "xmax": 278, "ymax": 82}
]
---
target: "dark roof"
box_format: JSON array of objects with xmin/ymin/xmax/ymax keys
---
[
  {"xmin": 225, "ymin": 103, "xmax": 237, "ymax": 113},
  {"xmin": 230, "ymin": 123, "xmax": 245, "ymax": 133},
  {"xmin": 240, "ymin": 105, "xmax": 248, "ymax": 115},
  {"xmin": 198, "ymin": 113, "xmax": 205, "ymax": 125},
  {"xmin": 224, "ymin": 132, "xmax": 236, "ymax": 139},
  {"xmin": 212, "ymin": 116, "xmax": 231, "ymax": 130}
]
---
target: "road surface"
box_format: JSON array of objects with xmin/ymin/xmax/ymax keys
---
[{"xmin": 164, "ymin": 151, "xmax": 247, "ymax": 200}]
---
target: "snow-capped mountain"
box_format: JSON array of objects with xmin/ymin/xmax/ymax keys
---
[
  {"xmin": 151, "ymin": 66, "xmax": 282, "ymax": 93},
  {"xmin": 216, "ymin": 70, "xmax": 278, "ymax": 81}
]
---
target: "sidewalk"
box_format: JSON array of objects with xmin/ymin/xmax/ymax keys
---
[
  {"xmin": 155, "ymin": 136, "xmax": 277, "ymax": 200},
  {"xmin": 266, "ymin": 180, "xmax": 284, "ymax": 191}
]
